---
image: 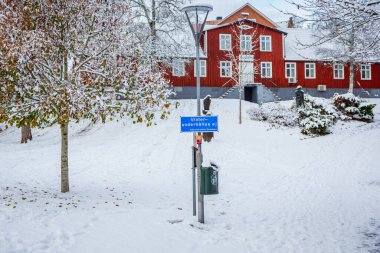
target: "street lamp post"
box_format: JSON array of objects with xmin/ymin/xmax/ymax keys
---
[{"xmin": 181, "ymin": 3, "xmax": 213, "ymax": 224}]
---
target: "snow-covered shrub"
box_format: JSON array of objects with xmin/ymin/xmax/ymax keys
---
[
  {"xmin": 298, "ymin": 95, "xmax": 336, "ymax": 135},
  {"xmin": 345, "ymin": 106, "xmax": 360, "ymax": 115},
  {"xmin": 248, "ymin": 104, "xmax": 298, "ymax": 127},
  {"xmin": 299, "ymin": 116, "xmax": 334, "ymax": 135},
  {"xmin": 333, "ymin": 93, "xmax": 361, "ymax": 110},
  {"xmin": 249, "ymin": 93, "xmax": 376, "ymax": 136},
  {"xmin": 359, "ymin": 103, "xmax": 376, "ymax": 117},
  {"xmin": 333, "ymin": 93, "xmax": 376, "ymax": 122}
]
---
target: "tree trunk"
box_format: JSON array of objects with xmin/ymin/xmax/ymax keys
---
[
  {"xmin": 348, "ymin": 62, "xmax": 354, "ymax": 93},
  {"xmin": 239, "ymin": 93, "xmax": 242, "ymax": 124},
  {"xmin": 348, "ymin": 26, "xmax": 355, "ymax": 94},
  {"xmin": 150, "ymin": 0, "xmax": 157, "ymax": 53},
  {"xmin": 21, "ymin": 125, "xmax": 33, "ymax": 144},
  {"xmin": 60, "ymin": 123, "xmax": 69, "ymax": 193}
]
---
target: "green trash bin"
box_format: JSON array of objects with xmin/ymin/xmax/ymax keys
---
[{"xmin": 200, "ymin": 165, "xmax": 219, "ymax": 195}]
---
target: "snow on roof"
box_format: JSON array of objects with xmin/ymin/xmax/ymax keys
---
[
  {"xmin": 282, "ymin": 28, "xmax": 333, "ymax": 61},
  {"xmin": 204, "ymin": 19, "xmax": 286, "ymax": 34}
]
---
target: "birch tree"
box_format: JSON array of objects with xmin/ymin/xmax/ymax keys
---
[
  {"xmin": 0, "ymin": 0, "xmax": 172, "ymax": 193},
  {"xmin": 286, "ymin": 0, "xmax": 380, "ymax": 93},
  {"xmin": 223, "ymin": 20, "xmax": 259, "ymax": 124}
]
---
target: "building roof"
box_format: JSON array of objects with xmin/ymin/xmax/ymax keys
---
[
  {"xmin": 282, "ymin": 28, "xmax": 335, "ymax": 61},
  {"xmin": 282, "ymin": 28, "xmax": 317, "ymax": 61},
  {"xmin": 217, "ymin": 3, "xmax": 279, "ymax": 28},
  {"xmin": 205, "ymin": 19, "xmax": 287, "ymax": 35}
]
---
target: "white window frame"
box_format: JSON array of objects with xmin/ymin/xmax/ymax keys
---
[
  {"xmin": 333, "ymin": 64, "xmax": 344, "ymax": 79},
  {"xmin": 285, "ymin": 62, "xmax": 296, "ymax": 78},
  {"xmin": 261, "ymin": 62, "xmax": 272, "ymax": 78},
  {"xmin": 361, "ymin": 64, "xmax": 371, "ymax": 80},
  {"xmin": 219, "ymin": 34, "xmax": 232, "ymax": 51},
  {"xmin": 240, "ymin": 35, "xmax": 252, "ymax": 51},
  {"xmin": 194, "ymin": 60, "xmax": 206, "ymax": 77},
  {"xmin": 260, "ymin": 35, "xmax": 272, "ymax": 52},
  {"xmin": 220, "ymin": 61, "xmax": 232, "ymax": 77},
  {"xmin": 305, "ymin": 63, "xmax": 316, "ymax": 79},
  {"xmin": 172, "ymin": 59, "xmax": 185, "ymax": 77}
]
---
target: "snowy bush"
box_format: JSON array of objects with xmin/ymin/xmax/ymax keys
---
[
  {"xmin": 359, "ymin": 104, "xmax": 376, "ymax": 117},
  {"xmin": 249, "ymin": 93, "xmax": 376, "ymax": 136},
  {"xmin": 299, "ymin": 116, "xmax": 333, "ymax": 135},
  {"xmin": 333, "ymin": 93, "xmax": 361, "ymax": 110},
  {"xmin": 248, "ymin": 104, "xmax": 298, "ymax": 127},
  {"xmin": 345, "ymin": 106, "xmax": 360, "ymax": 115},
  {"xmin": 333, "ymin": 93, "xmax": 376, "ymax": 122},
  {"xmin": 298, "ymin": 95, "xmax": 336, "ymax": 135}
]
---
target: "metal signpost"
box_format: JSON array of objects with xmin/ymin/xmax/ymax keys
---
[
  {"xmin": 181, "ymin": 3, "xmax": 213, "ymax": 224},
  {"xmin": 180, "ymin": 116, "xmax": 218, "ymax": 223}
]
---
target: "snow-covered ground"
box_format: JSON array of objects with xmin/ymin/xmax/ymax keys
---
[{"xmin": 1, "ymin": 99, "xmax": 380, "ymax": 253}]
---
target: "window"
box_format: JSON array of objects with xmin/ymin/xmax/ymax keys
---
[
  {"xmin": 219, "ymin": 34, "xmax": 231, "ymax": 51},
  {"xmin": 194, "ymin": 60, "xmax": 206, "ymax": 77},
  {"xmin": 305, "ymin": 63, "xmax": 316, "ymax": 79},
  {"xmin": 285, "ymin": 62, "xmax": 296, "ymax": 78},
  {"xmin": 260, "ymin": 35, "xmax": 272, "ymax": 52},
  {"xmin": 361, "ymin": 64, "xmax": 371, "ymax": 80},
  {"xmin": 172, "ymin": 59, "xmax": 185, "ymax": 76},
  {"xmin": 240, "ymin": 35, "xmax": 252, "ymax": 51},
  {"xmin": 220, "ymin": 61, "xmax": 232, "ymax": 77},
  {"xmin": 334, "ymin": 64, "xmax": 344, "ymax": 79},
  {"xmin": 261, "ymin": 62, "xmax": 272, "ymax": 78}
]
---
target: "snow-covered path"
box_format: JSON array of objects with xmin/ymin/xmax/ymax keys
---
[{"xmin": 1, "ymin": 99, "xmax": 380, "ymax": 253}]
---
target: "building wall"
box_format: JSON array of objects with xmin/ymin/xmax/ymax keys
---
[
  {"xmin": 263, "ymin": 62, "xmax": 380, "ymax": 90},
  {"xmin": 166, "ymin": 20, "xmax": 380, "ymax": 99},
  {"xmin": 166, "ymin": 20, "xmax": 285, "ymax": 88}
]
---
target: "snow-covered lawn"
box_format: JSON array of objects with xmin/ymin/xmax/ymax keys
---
[{"xmin": 1, "ymin": 99, "xmax": 380, "ymax": 253}]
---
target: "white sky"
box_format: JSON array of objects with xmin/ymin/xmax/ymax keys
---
[{"xmin": 200, "ymin": 0, "xmax": 302, "ymax": 23}]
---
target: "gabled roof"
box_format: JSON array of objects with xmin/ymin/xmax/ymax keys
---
[
  {"xmin": 217, "ymin": 3, "xmax": 278, "ymax": 28},
  {"xmin": 204, "ymin": 19, "xmax": 287, "ymax": 35}
]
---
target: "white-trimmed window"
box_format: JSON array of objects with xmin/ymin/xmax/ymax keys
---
[
  {"xmin": 361, "ymin": 64, "xmax": 371, "ymax": 80},
  {"xmin": 172, "ymin": 59, "xmax": 185, "ymax": 76},
  {"xmin": 261, "ymin": 62, "xmax": 272, "ymax": 78},
  {"xmin": 194, "ymin": 60, "xmax": 206, "ymax": 77},
  {"xmin": 305, "ymin": 63, "xmax": 316, "ymax": 79},
  {"xmin": 334, "ymin": 64, "xmax": 344, "ymax": 79},
  {"xmin": 260, "ymin": 35, "xmax": 272, "ymax": 52},
  {"xmin": 240, "ymin": 35, "xmax": 252, "ymax": 51},
  {"xmin": 219, "ymin": 34, "xmax": 231, "ymax": 51},
  {"xmin": 220, "ymin": 61, "xmax": 232, "ymax": 77},
  {"xmin": 285, "ymin": 62, "xmax": 296, "ymax": 78}
]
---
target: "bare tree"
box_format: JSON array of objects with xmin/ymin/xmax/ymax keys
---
[
  {"xmin": 285, "ymin": 0, "xmax": 380, "ymax": 93},
  {"xmin": 128, "ymin": 0, "xmax": 192, "ymax": 59},
  {"xmin": 223, "ymin": 19, "xmax": 259, "ymax": 124}
]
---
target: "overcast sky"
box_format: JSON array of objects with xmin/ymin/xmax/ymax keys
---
[{"xmin": 202, "ymin": 0, "xmax": 301, "ymax": 23}]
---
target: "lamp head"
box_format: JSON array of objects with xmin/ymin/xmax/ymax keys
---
[
  {"xmin": 181, "ymin": 4, "xmax": 213, "ymax": 14},
  {"xmin": 182, "ymin": 3, "xmax": 213, "ymax": 37}
]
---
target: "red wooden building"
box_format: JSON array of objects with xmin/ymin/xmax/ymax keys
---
[{"xmin": 167, "ymin": 3, "xmax": 380, "ymax": 101}]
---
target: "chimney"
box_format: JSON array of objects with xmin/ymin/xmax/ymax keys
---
[
  {"xmin": 216, "ymin": 16, "xmax": 223, "ymax": 20},
  {"xmin": 287, "ymin": 17, "xmax": 294, "ymax": 28}
]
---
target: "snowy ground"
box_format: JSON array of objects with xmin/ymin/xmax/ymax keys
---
[{"xmin": 1, "ymin": 99, "xmax": 380, "ymax": 253}]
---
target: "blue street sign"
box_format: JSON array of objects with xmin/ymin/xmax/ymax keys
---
[{"xmin": 180, "ymin": 116, "xmax": 219, "ymax": 132}]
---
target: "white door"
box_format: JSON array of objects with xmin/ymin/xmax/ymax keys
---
[{"xmin": 239, "ymin": 62, "xmax": 254, "ymax": 84}]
